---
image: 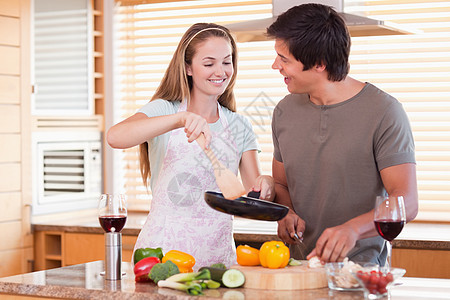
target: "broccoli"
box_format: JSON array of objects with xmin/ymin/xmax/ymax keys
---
[{"xmin": 149, "ymin": 260, "xmax": 180, "ymax": 284}]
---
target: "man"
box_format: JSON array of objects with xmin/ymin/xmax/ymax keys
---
[{"xmin": 267, "ymin": 3, "xmax": 418, "ymax": 264}]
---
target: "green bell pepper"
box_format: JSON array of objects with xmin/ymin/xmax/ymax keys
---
[{"xmin": 134, "ymin": 247, "xmax": 164, "ymax": 264}]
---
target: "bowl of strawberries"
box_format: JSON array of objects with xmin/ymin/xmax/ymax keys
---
[{"xmin": 351, "ymin": 265, "xmax": 406, "ymax": 299}]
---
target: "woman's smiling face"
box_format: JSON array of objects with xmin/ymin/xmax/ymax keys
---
[{"xmin": 187, "ymin": 37, "xmax": 233, "ymax": 98}]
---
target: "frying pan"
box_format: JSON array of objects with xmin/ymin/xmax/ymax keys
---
[{"xmin": 204, "ymin": 191, "xmax": 289, "ymax": 221}]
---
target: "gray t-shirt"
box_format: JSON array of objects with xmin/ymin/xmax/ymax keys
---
[
  {"xmin": 272, "ymin": 83, "xmax": 415, "ymax": 264},
  {"xmin": 138, "ymin": 99, "xmax": 259, "ymax": 190}
]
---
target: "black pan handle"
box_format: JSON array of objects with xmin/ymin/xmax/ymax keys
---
[{"xmin": 247, "ymin": 191, "xmax": 261, "ymax": 199}]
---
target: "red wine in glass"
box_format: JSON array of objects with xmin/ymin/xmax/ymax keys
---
[
  {"xmin": 374, "ymin": 195, "xmax": 406, "ymax": 271},
  {"xmin": 374, "ymin": 219, "xmax": 405, "ymax": 241},
  {"xmin": 98, "ymin": 194, "xmax": 127, "ymax": 233},
  {"xmin": 99, "ymin": 215, "xmax": 127, "ymax": 233}
]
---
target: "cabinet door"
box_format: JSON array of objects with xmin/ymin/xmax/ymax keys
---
[
  {"xmin": 392, "ymin": 248, "xmax": 450, "ymax": 279},
  {"xmin": 123, "ymin": 235, "xmax": 138, "ymax": 263},
  {"xmin": 64, "ymin": 233, "xmax": 137, "ymax": 266},
  {"xmin": 65, "ymin": 232, "xmax": 103, "ymax": 265}
]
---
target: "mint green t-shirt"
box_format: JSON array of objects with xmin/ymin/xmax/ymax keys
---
[{"xmin": 138, "ymin": 99, "xmax": 259, "ymax": 190}]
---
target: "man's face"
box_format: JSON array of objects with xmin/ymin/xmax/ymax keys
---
[{"xmin": 272, "ymin": 39, "xmax": 316, "ymax": 94}]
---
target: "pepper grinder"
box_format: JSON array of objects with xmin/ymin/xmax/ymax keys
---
[
  {"xmin": 105, "ymin": 232, "xmax": 122, "ymax": 280},
  {"xmin": 98, "ymin": 194, "xmax": 127, "ymax": 281}
]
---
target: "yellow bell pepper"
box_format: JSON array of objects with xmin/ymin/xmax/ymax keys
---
[
  {"xmin": 259, "ymin": 241, "xmax": 290, "ymax": 269},
  {"xmin": 236, "ymin": 245, "xmax": 260, "ymax": 266},
  {"xmin": 162, "ymin": 250, "xmax": 195, "ymax": 273}
]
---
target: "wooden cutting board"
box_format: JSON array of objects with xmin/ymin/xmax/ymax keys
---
[{"xmin": 231, "ymin": 263, "xmax": 327, "ymax": 290}]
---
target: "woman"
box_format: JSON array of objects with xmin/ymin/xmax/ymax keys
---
[{"xmin": 107, "ymin": 23, "xmax": 274, "ymax": 269}]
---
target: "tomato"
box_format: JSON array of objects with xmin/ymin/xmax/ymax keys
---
[
  {"xmin": 259, "ymin": 241, "xmax": 290, "ymax": 269},
  {"xmin": 236, "ymin": 245, "xmax": 260, "ymax": 266},
  {"xmin": 385, "ymin": 273, "xmax": 394, "ymax": 283},
  {"xmin": 378, "ymin": 276, "xmax": 388, "ymax": 289},
  {"xmin": 357, "ymin": 271, "xmax": 370, "ymax": 284},
  {"xmin": 133, "ymin": 256, "xmax": 161, "ymax": 282},
  {"xmin": 370, "ymin": 274, "xmax": 380, "ymax": 285},
  {"xmin": 357, "ymin": 270, "xmax": 393, "ymax": 296}
]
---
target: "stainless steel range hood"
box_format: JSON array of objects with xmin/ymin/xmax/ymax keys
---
[{"xmin": 226, "ymin": 0, "xmax": 416, "ymax": 42}]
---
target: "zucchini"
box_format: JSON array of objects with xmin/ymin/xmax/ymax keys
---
[
  {"xmin": 199, "ymin": 267, "xmax": 226, "ymax": 285},
  {"xmin": 198, "ymin": 267, "xmax": 245, "ymax": 288}
]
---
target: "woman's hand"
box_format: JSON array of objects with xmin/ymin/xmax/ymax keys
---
[
  {"xmin": 251, "ymin": 175, "xmax": 275, "ymax": 202},
  {"xmin": 180, "ymin": 111, "xmax": 212, "ymax": 149}
]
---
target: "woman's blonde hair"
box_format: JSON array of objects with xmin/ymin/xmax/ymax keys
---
[{"xmin": 139, "ymin": 23, "xmax": 238, "ymax": 188}]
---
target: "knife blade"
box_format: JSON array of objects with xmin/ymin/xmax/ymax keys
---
[{"xmin": 291, "ymin": 232, "xmax": 306, "ymax": 260}]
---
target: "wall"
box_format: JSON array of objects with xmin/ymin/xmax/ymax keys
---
[{"xmin": 0, "ymin": 0, "xmax": 33, "ymax": 277}]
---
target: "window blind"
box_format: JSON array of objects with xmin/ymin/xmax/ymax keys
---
[
  {"xmin": 115, "ymin": 0, "xmax": 450, "ymax": 218},
  {"xmin": 345, "ymin": 0, "xmax": 450, "ymax": 217}
]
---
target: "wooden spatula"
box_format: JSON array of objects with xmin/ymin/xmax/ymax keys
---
[{"xmin": 196, "ymin": 134, "xmax": 246, "ymax": 200}]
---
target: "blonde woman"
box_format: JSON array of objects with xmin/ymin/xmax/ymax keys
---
[{"xmin": 107, "ymin": 23, "xmax": 274, "ymax": 269}]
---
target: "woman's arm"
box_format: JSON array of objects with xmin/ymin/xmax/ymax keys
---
[
  {"xmin": 239, "ymin": 150, "xmax": 261, "ymax": 191},
  {"xmin": 239, "ymin": 150, "xmax": 274, "ymax": 201},
  {"xmin": 107, "ymin": 111, "xmax": 212, "ymax": 149}
]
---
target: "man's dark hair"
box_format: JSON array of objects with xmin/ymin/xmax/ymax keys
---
[{"xmin": 267, "ymin": 3, "xmax": 350, "ymax": 82}]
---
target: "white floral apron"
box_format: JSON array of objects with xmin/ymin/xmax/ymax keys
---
[{"xmin": 133, "ymin": 100, "xmax": 239, "ymax": 270}]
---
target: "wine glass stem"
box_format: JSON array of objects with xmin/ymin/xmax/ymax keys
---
[{"xmin": 386, "ymin": 241, "xmax": 392, "ymax": 272}]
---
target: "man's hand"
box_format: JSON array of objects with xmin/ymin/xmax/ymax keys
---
[
  {"xmin": 307, "ymin": 222, "xmax": 358, "ymax": 263},
  {"xmin": 277, "ymin": 209, "xmax": 305, "ymax": 245}
]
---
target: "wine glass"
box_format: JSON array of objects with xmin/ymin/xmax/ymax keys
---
[
  {"xmin": 374, "ymin": 195, "xmax": 406, "ymax": 271},
  {"xmin": 98, "ymin": 194, "xmax": 127, "ymax": 280},
  {"xmin": 98, "ymin": 194, "xmax": 127, "ymax": 233}
]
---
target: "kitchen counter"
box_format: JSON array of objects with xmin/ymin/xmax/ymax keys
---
[
  {"xmin": 32, "ymin": 211, "xmax": 450, "ymax": 250},
  {"xmin": 1, "ymin": 260, "xmax": 450, "ymax": 299}
]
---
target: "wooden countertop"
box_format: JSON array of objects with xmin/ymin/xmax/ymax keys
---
[
  {"xmin": 32, "ymin": 211, "xmax": 450, "ymax": 250},
  {"xmin": 1, "ymin": 260, "xmax": 450, "ymax": 299}
]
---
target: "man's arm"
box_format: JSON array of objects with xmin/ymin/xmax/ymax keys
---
[
  {"xmin": 380, "ymin": 163, "xmax": 418, "ymax": 222},
  {"xmin": 273, "ymin": 158, "xmax": 305, "ymax": 244},
  {"xmin": 310, "ymin": 163, "xmax": 418, "ymax": 262}
]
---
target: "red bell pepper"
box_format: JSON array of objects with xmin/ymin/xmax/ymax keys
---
[{"xmin": 134, "ymin": 256, "xmax": 161, "ymax": 282}]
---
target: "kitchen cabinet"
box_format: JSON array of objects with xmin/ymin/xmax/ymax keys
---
[
  {"xmin": 64, "ymin": 232, "xmax": 136, "ymax": 265},
  {"xmin": 32, "ymin": 0, "xmax": 105, "ymax": 116},
  {"xmin": 0, "ymin": 0, "xmax": 106, "ymax": 277},
  {"xmin": 392, "ymin": 248, "xmax": 450, "ymax": 279},
  {"xmin": 33, "ymin": 214, "xmax": 450, "ymax": 279},
  {"xmin": 34, "ymin": 231, "xmax": 137, "ymax": 270},
  {"xmin": 30, "ymin": 0, "xmax": 106, "ymax": 217},
  {"xmin": 0, "ymin": 0, "xmax": 34, "ymax": 278}
]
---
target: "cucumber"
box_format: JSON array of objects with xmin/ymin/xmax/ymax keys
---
[
  {"xmin": 198, "ymin": 267, "xmax": 245, "ymax": 288},
  {"xmin": 221, "ymin": 269, "xmax": 245, "ymax": 288}
]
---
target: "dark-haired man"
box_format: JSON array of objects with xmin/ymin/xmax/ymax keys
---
[{"xmin": 268, "ymin": 3, "xmax": 418, "ymax": 264}]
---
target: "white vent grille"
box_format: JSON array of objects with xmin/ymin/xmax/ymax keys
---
[
  {"xmin": 32, "ymin": 115, "xmax": 103, "ymax": 131},
  {"xmin": 32, "ymin": 131, "xmax": 102, "ymax": 215},
  {"xmin": 43, "ymin": 149, "xmax": 86, "ymax": 195}
]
